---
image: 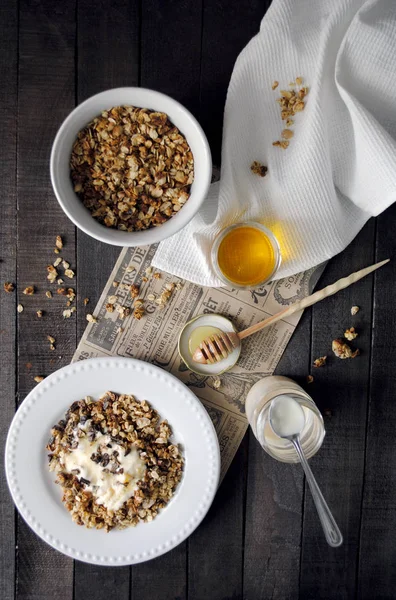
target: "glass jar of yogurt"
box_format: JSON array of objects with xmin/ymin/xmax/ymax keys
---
[{"xmin": 245, "ymin": 375, "xmax": 325, "ymax": 462}]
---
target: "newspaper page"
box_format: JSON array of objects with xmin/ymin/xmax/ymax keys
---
[{"xmin": 73, "ymin": 245, "xmax": 325, "ymax": 481}]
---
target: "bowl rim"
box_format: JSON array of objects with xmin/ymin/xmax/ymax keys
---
[{"xmin": 50, "ymin": 87, "xmax": 212, "ymax": 247}]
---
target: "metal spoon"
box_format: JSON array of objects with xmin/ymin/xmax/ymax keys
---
[{"xmin": 269, "ymin": 396, "xmax": 343, "ymax": 548}]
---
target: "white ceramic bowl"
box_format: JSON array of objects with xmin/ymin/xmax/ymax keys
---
[{"xmin": 50, "ymin": 88, "xmax": 212, "ymax": 246}]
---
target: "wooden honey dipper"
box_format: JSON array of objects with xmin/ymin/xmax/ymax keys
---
[{"xmin": 192, "ymin": 259, "xmax": 390, "ymax": 365}]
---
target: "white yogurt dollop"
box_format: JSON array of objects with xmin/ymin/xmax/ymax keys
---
[
  {"xmin": 61, "ymin": 421, "xmax": 146, "ymax": 512},
  {"xmin": 270, "ymin": 394, "xmax": 306, "ymax": 438}
]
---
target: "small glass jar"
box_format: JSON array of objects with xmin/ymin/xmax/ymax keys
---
[
  {"xmin": 245, "ymin": 375, "xmax": 325, "ymax": 462},
  {"xmin": 211, "ymin": 222, "xmax": 281, "ymax": 289}
]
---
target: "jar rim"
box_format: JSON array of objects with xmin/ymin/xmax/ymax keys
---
[{"xmin": 211, "ymin": 221, "xmax": 282, "ymax": 289}]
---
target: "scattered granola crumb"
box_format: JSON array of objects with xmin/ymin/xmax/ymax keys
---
[
  {"xmin": 142, "ymin": 276, "xmax": 148, "ymax": 283},
  {"xmin": 147, "ymin": 293, "xmax": 156, "ymax": 302},
  {"xmin": 36, "ymin": 310, "xmax": 43, "ymax": 318},
  {"xmin": 23, "ymin": 286, "xmax": 35, "ymax": 295},
  {"xmin": 175, "ymin": 282, "xmax": 183, "ymax": 291},
  {"xmin": 294, "ymin": 101, "xmax": 305, "ymax": 112},
  {"xmin": 133, "ymin": 305, "xmax": 145, "ymax": 320},
  {"xmin": 281, "ymin": 129, "xmax": 294, "ymax": 139},
  {"xmin": 53, "ymin": 257, "xmax": 62, "ymax": 267},
  {"xmin": 307, "ymin": 375, "xmax": 314, "ymax": 384},
  {"xmin": 57, "ymin": 278, "xmax": 64, "ymax": 285},
  {"xmin": 57, "ymin": 288, "xmax": 67, "ymax": 296},
  {"xmin": 17, "ymin": 304, "xmax": 24, "ymax": 313},
  {"xmin": 47, "ymin": 265, "xmax": 58, "ymax": 284},
  {"xmin": 55, "ymin": 235, "xmax": 63, "ymax": 249},
  {"xmin": 106, "ymin": 303, "xmax": 115, "ymax": 313},
  {"xmin": 86, "ymin": 313, "xmax": 98, "ymax": 323},
  {"xmin": 54, "ymin": 248, "xmax": 60, "ymax": 255},
  {"xmin": 145, "ymin": 266, "xmax": 153, "ymax": 277},
  {"xmin": 62, "ymin": 260, "xmax": 70, "ymax": 270},
  {"xmin": 34, "ymin": 376, "xmax": 44, "ymax": 383},
  {"xmin": 49, "ymin": 344, "xmax": 55, "ymax": 351},
  {"xmin": 45, "ymin": 290, "xmax": 52, "ymax": 299},
  {"xmin": 153, "ymin": 272, "xmax": 161, "ymax": 279},
  {"xmin": 117, "ymin": 306, "xmax": 131, "ymax": 320},
  {"xmin": 47, "ymin": 336, "xmax": 56, "ymax": 344},
  {"xmin": 155, "ymin": 282, "xmax": 175, "ymax": 309},
  {"xmin": 130, "ymin": 284, "xmax": 140, "ymax": 298},
  {"xmin": 344, "ymin": 327, "xmax": 358, "ymax": 341},
  {"xmin": 70, "ymin": 306, "xmax": 76, "ymax": 314},
  {"xmin": 332, "ymin": 339, "xmax": 359, "ymax": 359},
  {"xmin": 272, "ymin": 140, "xmax": 289, "ymax": 149},
  {"xmin": 212, "ymin": 376, "xmax": 222, "ymax": 390},
  {"xmin": 272, "ymin": 80, "xmax": 279, "ymax": 90},
  {"xmin": 113, "ymin": 281, "xmax": 119, "ymax": 288},
  {"xmin": 108, "ymin": 295, "xmax": 117, "ymax": 305},
  {"xmin": 66, "ymin": 288, "xmax": 75, "ymax": 302},
  {"xmin": 126, "ymin": 266, "xmax": 135, "ymax": 273},
  {"xmin": 4, "ymin": 282, "xmax": 15, "ymax": 293},
  {"xmin": 273, "ymin": 78, "xmax": 308, "ymax": 146},
  {"xmin": 134, "ymin": 298, "xmax": 144, "ymax": 307},
  {"xmin": 63, "ymin": 309, "xmax": 73, "ymax": 319},
  {"xmin": 83, "ymin": 297, "xmax": 89, "ymax": 305},
  {"xmin": 64, "ymin": 269, "xmax": 75, "ymax": 279},
  {"xmin": 313, "ymin": 356, "xmax": 327, "ymax": 368},
  {"xmin": 116, "ymin": 327, "xmax": 124, "ymax": 334},
  {"xmin": 351, "ymin": 305, "xmax": 360, "ymax": 316},
  {"xmin": 250, "ymin": 161, "xmax": 268, "ymax": 177}
]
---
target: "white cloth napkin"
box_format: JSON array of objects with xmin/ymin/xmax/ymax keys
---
[{"xmin": 152, "ymin": 0, "xmax": 396, "ymax": 287}]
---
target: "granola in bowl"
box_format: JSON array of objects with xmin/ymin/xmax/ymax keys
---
[
  {"xmin": 46, "ymin": 391, "xmax": 183, "ymax": 531},
  {"xmin": 70, "ymin": 105, "xmax": 194, "ymax": 232}
]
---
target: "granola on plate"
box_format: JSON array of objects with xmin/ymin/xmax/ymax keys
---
[{"xmin": 46, "ymin": 391, "xmax": 183, "ymax": 531}]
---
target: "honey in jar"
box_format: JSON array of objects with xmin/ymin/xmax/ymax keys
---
[{"xmin": 212, "ymin": 222, "xmax": 280, "ymax": 288}]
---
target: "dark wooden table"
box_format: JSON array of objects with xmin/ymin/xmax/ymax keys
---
[{"xmin": 1, "ymin": 1, "xmax": 396, "ymax": 598}]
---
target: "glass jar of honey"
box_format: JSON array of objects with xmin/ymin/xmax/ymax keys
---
[{"xmin": 211, "ymin": 222, "xmax": 281, "ymax": 289}]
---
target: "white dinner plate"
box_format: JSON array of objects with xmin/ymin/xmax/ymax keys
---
[{"xmin": 5, "ymin": 357, "xmax": 220, "ymax": 566}]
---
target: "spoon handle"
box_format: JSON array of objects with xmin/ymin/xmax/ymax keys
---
[
  {"xmin": 238, "ymin": 259, "xmax": 389, "ymax": 341},
  {"xmin": 292, "ymin": 438, "xmax": 343, "ymax": 548}
]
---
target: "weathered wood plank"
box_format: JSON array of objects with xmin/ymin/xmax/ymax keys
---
[
  {"xmin": 0, "ymin": 0, "xmax": 18, "ymax": 599},
  {"xmin": 199, "ymin": 0, "xmax": 271, "ymax": 164},
  {"xmin": 74, "ymin": 1, "xmax": 140, "ymax": 598},
  {"xmin": 188, "ymin": 437, "xmax": 249, "ymax": 600},
  {"xmin": 16, "ymin": 0, "xmax": 77, "ymax": 598},
  {"xmin": 358, "ymin": 207, "xmax": 396, "ymax": 600},
  {"xmin": 243, "ymin": 309, "xmax": 311, "ymax": 599},
  {"xmin": 127, "ymin": 2, "xmax": 205, "ymax": 597},
  {"xmin": 187, "ymin": 4, "xmax": 270, "ymax": 598},
  {"xmin": 140, "ymin": 0, "xmax": 203, "ymax": 119},
  {"xmin": 300, "ymin": 221, "xmax": 375, "ymax": 599}
]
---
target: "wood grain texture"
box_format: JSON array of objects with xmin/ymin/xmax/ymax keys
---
[
  {"xmin": 131, "ymin": 545, "xmax": 187, "ymax": 600},
  {"xmin": 300, "ymin": 221, "xmax": 376, "ymax": 599},
  {"xmin": 358, "ymin": 206, "xmax": 396, "ymax": 600},
  {"xmin": 243, "ymin": 308, "xmax": 311, "ymax": 599},
  {"xmin": 140, "ymin": 0, "xmax": 203, "ymax": 118},
  {"xmin": 0, "ymin": 1, "xmax": 18, "ymax": 599},
  {"xmin": 188, "ymin": 437, "xmax": 249, "ymax": 600},
  {"xmin": 16, "ymin": 0, "xmax": 76, "ymax": 597},
  {"xmin": 199, "ymin": 0, "xmax": 271, "ymax": 164},
  {"xmin": 74, "ymin": 1, "xmax": 141, "ymax": 598},
  {"xmin": 127, "ymin": 3, "xmax": 207, "ymax": 597}
]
